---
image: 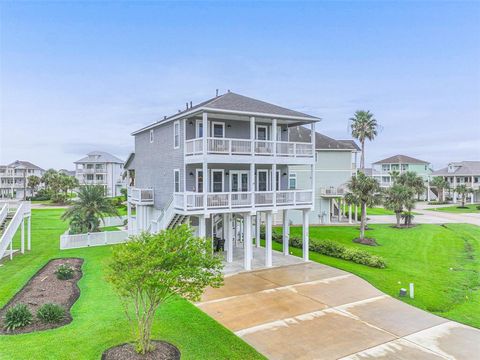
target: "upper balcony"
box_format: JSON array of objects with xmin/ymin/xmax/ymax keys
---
[
  {"xmin": 128, "ymin": 187, "xmax": 154, "ymax": 205},
  {"xmin": 320, "ymin": 186, "xmax": 346, "ymax": 197}
]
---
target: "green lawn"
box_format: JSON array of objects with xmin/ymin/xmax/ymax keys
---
[
  {"xmin": 99, "ymin": 225, "xmax": 121, "ymax": 232},
  {"xmin": 366, "ymin": 206, "xmax": 395, "ymax": 215},
  {"xmin": 0, "ymin": 209, "xmax": 264, "ymax": 360},
  {"xmin": 274, "ymin": 224, "xmax": 480, "ymax": 329},
  {"xmin": 431, "ymin": 204, "xmax": 480, "ymax": 213}
]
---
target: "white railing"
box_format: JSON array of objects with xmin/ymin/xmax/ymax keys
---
[
  {"xmin": 0, "ymin": 202, "xmax": 31, "ymax": 260},
  {"xmin": 128, "ymin": 187, "xmax": 154, "ymax": 204},
  {"xmin": 320, "ymin": 187, "xmax": 345, "ymax": 196},
  {"xmin": 173, "ymin": 190, "xmax": 312, "ymax": 211},
  {"xmin": 185, "ymin": 137, "xmax": 314, "ymax": 158},
  {"xmin": 0, "ymin": 203, "xmax": 8, "ymax": 227},
  {"xmin": 60, "ymin": 230, "xmax": 129, "ymax": 250},
  {"xmin": 156, "ymin": 196, "xmax": 175, "ymax": 230}
]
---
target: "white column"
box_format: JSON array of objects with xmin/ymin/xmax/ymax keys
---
[
  {"xmin": 244, "ymin": 214, "xmax": 252, "ymax": 271},
  {"xmin": 272, "ymin": 163, "xmax": 277, "ymax": 208},
  {"xmin": 471, "ymin": 177, "xmax": 475, "ymax": 204},
  {"xmin": 225, "ymin": 213, "xmax": 233, "ymax": 263},
  {"xmin": 348, "ymin": 204, "xmax": 352, "ymax": 224},
  {"xmin": 453, "ymin": 176, "xmax": 457, "ymax": 203},
  {"xmin": 282, "ymin": 209, "xmax": 289, "ymax": 256},
  {"xmin": 311, "ymin": 122, "xmax": 316, "ymax": 208},
  {"xmin": 198, "ymin": 215, "xmax": 206, "ymax": 238},
  {"xmin": 250, "ymin": 116, "xmax": 255, "ymax": 155},
  {"xmin": 302, "ymin": 209, "xmax": 310, "ymax": 261},
  {"xmin": 265, "ymin": 211, "xmax": 272, "ymax": 267},
  {"xmin": 255, "ymin": 213, "xmax": 261, "ymax": 248},
  {"xmin": 250, "ymin": 162, "xmax": 255, "ymax": 206},
  {"xmin": 27, "ymin": 215, "xmax": 31, "ymax": 250},
  {"xmin": 20, "ymin": 218, "xmax": 25, "ymax": 254},
  {"xmin": 202, "ymin": 112, "xmax": 208, "ymax": 211}
]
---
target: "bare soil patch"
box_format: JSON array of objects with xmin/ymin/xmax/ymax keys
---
[
  {"xmin": 0, "ymin": 258, "xmax": 83, "ymax": 334},
  {"xmin": 102, "ymin": 341, "xmax": 180, "ymax": 360},
  {"xmin": 353, "ymin": 238, "xmax": 378, "ymax": 246}
]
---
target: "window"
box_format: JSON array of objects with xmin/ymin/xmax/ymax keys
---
[
  {"xmin": 96, "ymin": 175, "xmax": 103, "ymax": 181},
  {"xmin": 149, "ymin": 129, "xmax": 154, "ymax": 143},
  {"xmin": 382, "ymin": 164, "xmax": 390, "ymax": 172},
  {"xmin": 257, "ymin": 170, "xmax": 269, "ymax": 191},
  {"xmin": 212, "ymin": 122, "xmax": 225, "ymax": 138},
  {"xmin": 173, "ymin": 121, "xmax": 180, "ymax": 149},
  {"xmin": 174, "ymin": 169, "xmax": 180, "ymax": 192},
  {"xmin": 211, "ymin": 170, "xmax": 224, "ymax": 192},
  {"xmin": 196, "ymin": 120, "xmax": 203, "ymax": 138},
  {"xmin": 275, "ymin": 170, "xmax": 280, "ymax": 191},
  {"xmin": 196, "ymin": 169, "xmax": 203, "ymax": 192},
  {"xmin": 86, "ymin": 174, "xmax": 94, "ymax": 180},
  {"xmin": 256, "ymin": 125, "xmax": 268, "ymax": 140},
  {"xmin": 288, "ymin": 173, "xmax": 297, "ymax": 190}
]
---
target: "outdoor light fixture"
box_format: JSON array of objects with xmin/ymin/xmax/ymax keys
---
[
  {"xmin": 283, "ymin": 172, "xmax": 287, "ymax": 176},
  {"xmin": 227, "ymin": 124, "xmax": 231, "ymax": 128},
  {"xmin": 189, "ymin": 121, "xmax": 193, "ymax": 125},
  {"xmin": 189, "ymin": 172, "xmax": 194, "ymax": 176}
]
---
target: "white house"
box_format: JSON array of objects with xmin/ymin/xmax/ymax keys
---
[
  {"xmin": 431, "ymin": 161, "xmax": 480, "ymax": 203},
  {"xmin": 0, "ymin": 160, "xmax": 45, "ymax": 199}
]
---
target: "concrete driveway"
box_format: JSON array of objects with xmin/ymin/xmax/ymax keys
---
[
  {"xmin": 198, "ymin": 262, "xmax": 480, "ymax": 359},
  {"xmin": 368, "ymin": 208, "xmax": 480, "ymax": 226}
]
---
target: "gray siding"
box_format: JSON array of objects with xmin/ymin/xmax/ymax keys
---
[{"xmin": 135, "ymin": 121, "xmax": 185, "ymax": 210}]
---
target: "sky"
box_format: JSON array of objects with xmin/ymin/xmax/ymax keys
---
[{"xmin": 1, "ymin": 1, "xmax": 479, "ymax": 170}]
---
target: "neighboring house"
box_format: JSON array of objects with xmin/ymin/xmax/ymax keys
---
[
  {"xmin": 366, "ymin": 154, "xmax": 432, "ymax": 199},
  {"xmin": 125, "ymin": 91, "xmax": 318, "ymax": 271},
  {"xmin": 431, "ymin": 161, "xmax": 480, "ymax": 203},
  {"xmin": 286, "ymin": 127, "xmax": 360, "ymax": 225},
  {"xmin": 58, "ymin": 169, "xmax": 76, "ymax": 177},
  {"xmin": 74, "ymin": 151, "xmax": 125, "ymax": 197},
  {"xmin": 0, "ymin": 160, "xmax": 45, "ymax": 199}
]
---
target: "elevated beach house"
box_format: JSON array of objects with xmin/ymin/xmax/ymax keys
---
[
  {"xmin": 431, "ymin": 161, "xmax": 480, "ymax": 203},
  {"xmin": 125, "ymin": 92, "xmax": 318, "ymax": 270}
]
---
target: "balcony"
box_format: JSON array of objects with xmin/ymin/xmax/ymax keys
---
[
  {"xmin": 185, "ymin": 137, "xmax": 314, "ymax": 160},
  {"xmin": 320, "ymin": 187, "xmax": 345, "ymax": 197},
  {"xmin": 173, "ymin": 190, "xmax": 313, "ymax": 212},
  {"xmin": 128, "ymin": 187, "xmax": 154, "ymax": 205}
]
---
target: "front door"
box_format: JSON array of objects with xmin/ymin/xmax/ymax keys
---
[
  {"xmin": 231, "ymin": 171, "xmax": 249, "ymax": 192},
  {"xmin": 211, "ymin": 170, "xmax": 224, "ymax": 193},
  {"xmin": 257, "ymin": 170, "xmax": 269, "ymax": 191}
]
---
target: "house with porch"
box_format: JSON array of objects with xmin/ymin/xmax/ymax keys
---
[
  {"xmin": 431, "ymin": 161, "xmax": 480, "ymax": 203},
  {"xmin": 0, "ymin": 160, "xmax": 45, "ymax": 199},
  {"xmin": 287, "ymin": 127, "xmax": 360, "ymax": 225},
  {"xmin": 125, "ymin": 91, "xmax": 318, "ymax": 271}
]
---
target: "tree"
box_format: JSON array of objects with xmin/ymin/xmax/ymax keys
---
[
  {"xmin": 41, "ymin": 169, "xmax": 57, "ymax": 192},
  {"xmin": 383, "ymin": 184, "xmax": 413, "ymax": 227},
  {"xmin": 455, "ymin": 184, "xmax": 471, "ymax": 207},
  {"xmin": 27, "ymin": 175, "xmax": 41, "ymax": 197},
  {"xmin": 344, "ymin": 172, "xmax": 382, "ymax": 243},
  {"xmin": 396, "ymin": 171, "xmax": 425, "ymax": 199},
  {"xmin": 350, "ymin": 110, "xmax": 378, "ymax": 171},
  {"xmin": 430, "ymin": 176, "xmax": 449, "ymax": 202},
  {"xmin": 106, "ymin": 226, "xmax": 223, "ymax": 354},
  {"xmin": 61, "ymin": 185, "xmax": 119, "ymax": 233}
]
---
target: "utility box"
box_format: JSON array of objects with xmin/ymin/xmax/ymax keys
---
[{"xmin": 399, "ymin": 288, "xmax": 407, "ymax": 297}]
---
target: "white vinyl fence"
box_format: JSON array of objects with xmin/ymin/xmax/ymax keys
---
[
  {"xmin": 60, "ymin": 230, "xmax": 129, "ymax": 249},
  {"xmin": 101, "ymin": 215, "xmax": 127, "ymax": 227}
]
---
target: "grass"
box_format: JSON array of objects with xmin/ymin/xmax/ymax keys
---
[
  {"xmin": 431, "ymin": 204, "xmax": 480, "ymax": 213},
  {"xmin": 99, "ymin": 226, "xmax": 121, "ymax": 232},
  {"xmin": 0, "ymin": 209, "xmax": 264, "ymax": 360},
  {"xmin": 366, "ymin": 206, "xmax": 395, "ymax": 215},
  {"xmin": 273, "ymin": 223, "xmax": 480, "ymax": 329}
]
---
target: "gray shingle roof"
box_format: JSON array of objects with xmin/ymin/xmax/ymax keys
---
[
  {"xmin": 7, "ymin": 160, "xmax": 45, "ymax": 171},
  {"xmin": 133, "ymin": 92, "xmax": 319, "ymax": 135},
  {"xmin": 373, "ymin": 155, "xmax": 429, "ymax": 165},
  {"xmin": 289, "ymin": 126, "xmax": 359, "ymax": 151},
  {"xmin": 432, "ymin": 161, "xmax": 480, "ymax": 176},
  {"xmin": 74, "ymin": 151, "xmax": 124, "ymax": 164}
]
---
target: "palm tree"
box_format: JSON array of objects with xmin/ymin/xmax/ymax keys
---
[
  {"xmin": 396, "ymin": 171, "xmax": 425, "ymax": 199},
  {"xmin": 455, "ymin": 184, "xmax": 471, "ymax": 207},
  {"xmin": 344, "ymin": 172, "xmax": 382, "ymax": 243},
  {"xmin": 61, "ymin": 185, "xmax": 119, "ymax": 233},
  {"xmin": 350, "ymin": 110, "xmax": 378, "ymax": 171},
  {"xmin": 384, "ymin": 184, "xmax": 413, "ymax": 227},
  {"xmin": 430, "ymin": 176, "xmax": 449, "ymax": 202},
  {"xmin": 27, "ymin": 175, "xmax": 41, "ymax": 197}
]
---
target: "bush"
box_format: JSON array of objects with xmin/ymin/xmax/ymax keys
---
[
  {"xmin": 476, "ymin": 205, "xmax": 480, "ymax": 211},
  {"xmin": 428, "ymin": 201, "xmax": 449, "ymax": 205},
  {"xmin": 4, "ymin": 304, "xmax": 33, "ymax": 331},
  {"xmin": 273, "ymin": 237, "xmax": 386, "ymax": 269},
  {"xmin": 55, "ymin": 264, "xmax": 74, "ymax": 280},
  {"xmin": 36, "ymin": 303, "xmax": 65, "ymax": 323}
]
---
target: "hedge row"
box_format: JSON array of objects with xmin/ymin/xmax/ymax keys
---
[{"xmin": 267, "ymin": 230, "xmax": 386, "ymax": 269}]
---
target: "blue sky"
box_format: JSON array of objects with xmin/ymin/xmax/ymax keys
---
[{"xmin": 1, "ymin": 1, "xmax": 479, "ymax": 169}]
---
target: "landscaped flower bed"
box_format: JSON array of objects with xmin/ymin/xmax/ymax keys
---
[{"xmin": 0, "ymin": 258, "xmax": 83, "ymax": 334}]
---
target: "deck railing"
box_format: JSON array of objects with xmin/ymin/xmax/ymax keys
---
[
  {"xmin": 128, "ymin": 187, "xmax": 154, "ymax": 205},
  {"xmin": 320, "ymin": 187, "xmax": 345, "ymax": 196}
]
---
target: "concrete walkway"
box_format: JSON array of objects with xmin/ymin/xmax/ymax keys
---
[{"xmin": 198, "ymin": 262, "xmax": 480, "ymax": 360}]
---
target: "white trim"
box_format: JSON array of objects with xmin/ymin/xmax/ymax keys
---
[
  {"xmin": 173, "ymin": 169, "xmax": 180, "ymax": 193},
  {"xmin": 173, "ymin": 121, "xmax": 180, "ymax": 149},
  {"xmin": 210, "ymin": 169, "xmax": 225, "ymax": 192},
  {"xmin": 195, "ymin": 119, "xmax": 203, "ymax": 138},
  {"xmin": 256, "ymin": 125, "xmax": 269, "ymax": 140},
  {"xmin": 211, "ymin": 121, "xmax": 225, "ymax": 138},
  {"xmin": 257, "ymin": 169, "xmax": 269, "ymax": 191}
]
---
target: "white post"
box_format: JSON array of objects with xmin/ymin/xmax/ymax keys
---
[
  {"xmin": 272, "ymin": 163, "xmax": 277, "ymax": 208},
  {"xmin": 255, "ymin": 213, "xmax": 261, "ymax": 248},
  {"xmin": 311, "ymin": 122, "xmax": 316, "ymax": 207},
  {"xmin": 20, "ymin": 218, "xmax": 25, "ymax": 254},
  {"xmin": 265, "ymin": 211, "xmax": 272, "ymax": 267},
  {"xmin": 250, "ymin": 116, "xmax": 255, "ymax": 155},
  {"xmin": 225, "ymin": 213, "xmax": 233, "ymax": 263},
  {"xmin": 202, "ymin": 112, "xmax": 208, "ymax": 211},
  {"xmin": 348, "ymin": 204, "xmax": 352, "ymax": 224},
  {"xmin": 104, "ymin": 230, "xmax": 108, "ymax": 244},
  {"xmin": 453, "ymin": 176, "xmax": 457, "ymax": 203},
  {"xmin": 198, "ymin": 215, "xmax": 206, "ymax": 238},
  {"xmin": 282, "ymin": 209, "xmax": 289, "ymax": 255},
  {"xmin": 302, "ymin": 209, "xmax": 310, "ymax": 261},
  {"xmin": 409, "ymin": 283, "xmax": 414, "ymax": 299},
  {"xmin": 27, "ymin": 215, "xmax": 31, "ymax": 250},
  {"xmin": 244, "ymin": 214, "xmax": 252, "ymax": 270},
  {"xmin": 250, "ymin": 162, "xmax": 255, "ymax": 207}
]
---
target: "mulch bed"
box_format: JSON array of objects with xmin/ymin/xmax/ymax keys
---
[
  {"xmin": 353, "ymin": 238, "xmax": 378, "ymax": 246},
  {"xmin": 102, "ymin": 341, "xmax": 181, "ymax": 360},
  {"xmin": 0, "ymin": 258, "xmax": 83, "ymax": 334}
]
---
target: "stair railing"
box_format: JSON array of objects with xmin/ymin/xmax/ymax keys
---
[{"xmin": 0, "ymin": 202, "xmax": 25, "ymax": 260}]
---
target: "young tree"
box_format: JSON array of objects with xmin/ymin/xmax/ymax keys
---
[
  {"xmin": 61, "ymin": 185, "xmax": 119, "ymax": 233},
  {"xmin": 27, "ymin": 175, "xmax": 41, "ymax": 197},
  {"xmin": 350, "ymin": 110, "xmax": 378, "ymax": 171},
  {"xmin": 455, "ymin": 184, "xmax": 471, "ymax": 207},
  {"xmin": 430, "ymin": 176, "xmax": 449, "ymax": 202},
  {"xmin": 383, "ymin": 184, "xmax": 413, "ymax": 227},
  {"xmin": 344, "ymin": 172, "xmax": 382, "ymax": 243},
  {"xmin": 106, "ymin": 226, "xmax": 223, "ymax": 354}
]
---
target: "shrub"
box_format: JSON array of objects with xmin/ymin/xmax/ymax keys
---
[
  {"xmin": 476, "ymin": 205, "xmax": 480, "ymax": 211},
  {"xmin": 55, "ymin": 264, "xmax": 74, "ymax": 280},
  {"xmin": 36, "ymin": 303, "xmax": 65, "ymax": 323},
  {"xmin": 4, "ymin": 304, "xmax": 33, "ymax": 331},
  {"xmin": 428, "ymin": 201, "xmax": 449, "ymax": 205}
]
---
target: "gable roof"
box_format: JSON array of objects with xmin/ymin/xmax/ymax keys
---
[
  {"xmin": 289, "ymin": 126, "xmax": 359, "ymax": 151},
  {"xmin": 74, "ymin": 151, "xmax": 124, "ymax": 164},
  {"xmin": 132, "ymin": 92, "xmax": 320, "ymax": 135},
  {"xmin": 7, "ymin": 160, "xmax": 44, "ymax": 171},
  {"xmin": 373, "ymin": 155, "xmax": 429, "ymax": 165},
  {"xmin": 432, "ymin": 161, "xmax": 480, "ymax": 176}
]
